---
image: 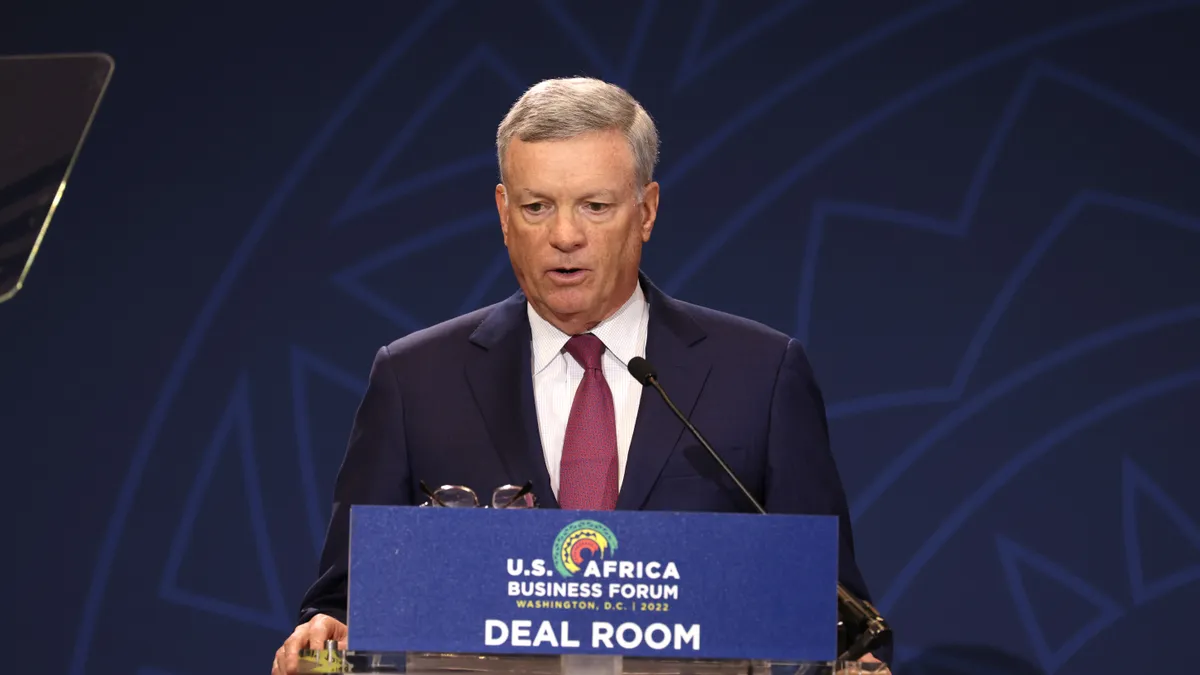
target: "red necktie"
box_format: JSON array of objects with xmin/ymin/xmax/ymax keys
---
[{"xmin": 558, "ymin": 333, "xmax": 619, "ymax": 510}]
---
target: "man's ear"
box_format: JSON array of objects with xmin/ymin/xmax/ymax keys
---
[
  {"xmin": 639, "ymin": 181, "xmax": 660, "ymax": 242},
  {"xmin": 495, "ymin": 184, "xmax": 510, "ymax": 246}
]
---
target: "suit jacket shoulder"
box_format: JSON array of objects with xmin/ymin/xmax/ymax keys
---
[
  {"xmin": 671, "ymin": 297, "xmax": 793, "ymax": 346},
  {"xmin": 661, "ymin": 294, "xmax": 814, "ymax": 387},
  {"xmin": 373, "ymin": 292, "xmax": 529, "ymax": 383},
  {"xmin": 380, "ymin": 302, "xmax": 497, "ymax": 361}
]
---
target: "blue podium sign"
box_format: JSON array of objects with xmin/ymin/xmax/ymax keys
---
[{"xmin": 347, "ymin": 506, "xmax": 838, "ymax": 661}]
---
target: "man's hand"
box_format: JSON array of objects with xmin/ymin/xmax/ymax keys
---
[
  {"xmin": 271, "ymin": 614, "xmax": 347, "ymax": 675},
  {"xmin": 844, "ymin": 653, "xmax": 890, "ymax": 673},
  {"xmin": 834, "ymin": 653, "xmax": 890, "ymax": 673}
]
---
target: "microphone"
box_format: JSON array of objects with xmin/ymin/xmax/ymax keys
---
[{"xmin": 626, "ymin": 356, "xmax": 892, "ymax": 662}]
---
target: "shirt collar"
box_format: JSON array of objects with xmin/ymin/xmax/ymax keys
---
[{"xmin": 527, "ymin": 282, "xmax": 647, "ymax": 374}]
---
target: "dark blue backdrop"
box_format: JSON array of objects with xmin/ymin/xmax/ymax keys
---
[{"xmin": 4, "ymin": 1, "xmax": 1199, "ymax": 673}]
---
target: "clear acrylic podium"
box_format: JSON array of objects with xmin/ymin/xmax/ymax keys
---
[{"xmin": 296, "ymin": 649, "xmax": 889, "ymax": 674}]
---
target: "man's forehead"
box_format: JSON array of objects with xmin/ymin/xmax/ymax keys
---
[{"xmin": 518, "ymin": 186, "xmax": 622, "ymax": 200}]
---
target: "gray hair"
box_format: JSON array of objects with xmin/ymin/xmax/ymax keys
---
[{"xmin": 496, "ymin": 77, "xmax": 660, "ymax": 198}]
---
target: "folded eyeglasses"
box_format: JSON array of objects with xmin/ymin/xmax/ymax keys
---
[{"xmin": 418, "ymin": 480, "xmax": 537, "ymax": 509}]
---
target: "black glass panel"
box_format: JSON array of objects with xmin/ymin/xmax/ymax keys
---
[{"xmin": 0, "ymin": 53, "xmax": 113, "ymax": 303}]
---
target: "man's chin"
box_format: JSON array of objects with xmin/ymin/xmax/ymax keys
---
[
  {"xmin": 531, "ymin": 297, "xmax": 603, "ymax": 331},
  {"xmin": 545, "ymin": 303, "xmax": 591, "ymax": 321},
  {"xmin": 541, "ymin": 289, "xmax": 591, "ymax": 312}
]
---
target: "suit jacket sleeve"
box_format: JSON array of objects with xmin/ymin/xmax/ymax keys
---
[
  {"xmin": 764, "ymin": 338, "xmax": 892, "ymax": 662},
  {"xmin": 297, "ymin": 345, "xmax": 413, "ymax": 624}
]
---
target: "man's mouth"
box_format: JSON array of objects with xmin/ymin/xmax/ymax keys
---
[{"xmin": 548, "ymin": 268, "xmax": 587, "ymax": 283}]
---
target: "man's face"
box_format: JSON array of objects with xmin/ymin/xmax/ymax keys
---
[{"xmin": 495, "ymin": 129, "xmax": 659, "ymax": 335}]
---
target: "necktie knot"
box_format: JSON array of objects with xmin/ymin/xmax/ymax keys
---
[{"xmin": 564, "ymin": 333, "xmax": 606, "ymax": 370}]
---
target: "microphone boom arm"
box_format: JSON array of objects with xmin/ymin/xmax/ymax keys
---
[{"xmin": 628, "ymin": 358, "xmax": 892, "ymax": 662}]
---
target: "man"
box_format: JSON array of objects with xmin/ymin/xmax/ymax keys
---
[{"xmin": 272, "ymin": 77, "xmax": 887, "ymax": 673}]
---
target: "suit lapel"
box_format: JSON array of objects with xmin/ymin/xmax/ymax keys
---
[
  {"xmin": 616, "ymin": 277, "xmax": 711, "ymax": 510},
  {"xmin": 464, "ymin": 292, "xmax": 558, "ymax": 509}
]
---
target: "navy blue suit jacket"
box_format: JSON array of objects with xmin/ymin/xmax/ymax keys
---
[{"xmin": 300, "ymin": 275, "xmax": 876, "ymax": 645}]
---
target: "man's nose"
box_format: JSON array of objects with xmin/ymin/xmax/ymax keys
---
[{"xmin": 547, "ymin": 213, "xmax": 586, "ymax": 251}]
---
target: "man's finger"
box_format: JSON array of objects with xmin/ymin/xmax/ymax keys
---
[
  {"xmin": 274, "ymin": 616, "xmax": 346, "ymax": 674},
  {"xmin": 306, "ymin": 616, "xmax": 334, "ymax": 650},
  {"xmin": 273, "ymin": 651, "xmax": 292, "ymax": 675},
  {"xmin": 282, "ymin": 626, "xmax": 306, "ymax": 655},
  {"xmin": 278, "ymin": 627, "xmax": 309, "ymax": 675},
  {"xmin": 273, "ymin": 642, "xmax": 289, "ymax": 674}
]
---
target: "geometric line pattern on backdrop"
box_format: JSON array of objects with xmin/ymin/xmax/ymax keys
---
[
  {"xmin": 797, "ymin": 60, "xmax": 1200, "ymax": 418},
  {"xmin": 538, "ymin": 0, "xmax": 659, "ymax": 88},
  {"xmin": 659, "ymin": 0, "xmax": 965, "ymax": 189},
  {"xmin": 290, "ymin": 346, "xmax": 367, "ymax": 554},
  {"xmin": 157, "ymin": 373, "xmax": 289, "ymax": 632},
  {"xmin": 663, "ymin": 0, "xmax": 1200, "ymax": 293},
  {"xmin": 456, "ymin": 249, "xmax": 515, "ymax": 316},
  {"xmin": 850, "ymin": 195, "xmax": 1200, "ymax": 519},
  {"xmin": 879, "ymin": 367, "xmax": 1200, "ymax": 626},
  {"xmin": 995, "ymin": 535, "xmax": 1123, "ymax": 675},
  {"xmin": 331, "ymin": 208, "xmax": 497, "ymax": 332},
  {"xmin": 331, "ymin": 44, "xmax": 525, "ymax": 227},
  {"xmin": 67, "ymin": 1, "xmax": 459, "ymax": 672},
  {"xmin": 1122, "ymin": 456, "xmax": 1200, "ymax": 605},
  {"xmin": 673, "ymin": 0, "xmax": 815, "ymax": 91},
  {"xmin": 849, "ymin": 189, "xmax": 1200, "ymax": 521}
]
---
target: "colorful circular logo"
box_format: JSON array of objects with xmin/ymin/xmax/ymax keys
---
[{"xmin": 553, "ymin": 520, "xmax": 618, "ymax": 577}]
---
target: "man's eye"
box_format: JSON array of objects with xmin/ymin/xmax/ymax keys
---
[
  {"xmin": 586, "ymin": 203, "xmax": 610, "ymax": 212},
  {"xmin": 523, "ymin": 203, "xmax": 545, "ymax": 213}
]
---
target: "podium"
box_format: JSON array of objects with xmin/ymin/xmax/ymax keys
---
[{"xmin": 297, "ymin": 506, "xmax": 889, "ymax": 673}]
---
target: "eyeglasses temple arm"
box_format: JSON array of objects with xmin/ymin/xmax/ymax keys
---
[
  {"xmin": 419, "ymin": 480, "xmax": 448, "ymax": 507},
  {"xmin": 500, "ymin": 480, "xmax": 534, "ymax": 508}
]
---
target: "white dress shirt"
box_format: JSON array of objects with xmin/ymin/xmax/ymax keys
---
[{"xmin": 527, "ymin": 284, "xmax": 650, "ymax": 497}]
